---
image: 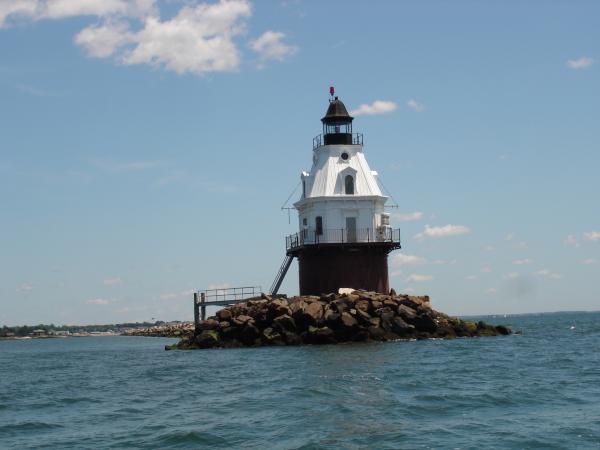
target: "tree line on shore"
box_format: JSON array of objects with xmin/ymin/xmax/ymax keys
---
[{"xmin": 0, "ymin": 321, "xmax": 169, "ymax": 337}]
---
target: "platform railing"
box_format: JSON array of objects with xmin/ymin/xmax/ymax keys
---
[
  {"xmin": 312, "ymin": 133, "xmax": 363, "ymax": 150},
  {"xmin": 194, "ymin": 286, "xmax": 262, "ymax": 329},
  {"xmin": 286, "ymin": 227, "xmax": 400, "ymax": 251}
]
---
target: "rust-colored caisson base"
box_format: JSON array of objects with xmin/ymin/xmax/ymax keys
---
[{"xmin": 293, "ymin": 244, "xmax": 394, "ymax": 295}]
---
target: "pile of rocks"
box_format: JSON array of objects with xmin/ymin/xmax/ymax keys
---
[
  {"xmin": 123, "ymin": 322, "xmax": 194, "ymax": 338},
  {"xmin": 171, "ymin": 290, "xmax": 511, "ymax": 350}
]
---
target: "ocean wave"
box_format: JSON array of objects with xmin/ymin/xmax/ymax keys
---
[{"xmin": 0, "ymin": 421, "xmax": 63, "ymax": 433}]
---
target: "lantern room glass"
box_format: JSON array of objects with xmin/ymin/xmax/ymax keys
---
[{"xmin": 323, "ymin": 121, "xmax": 352, "ymax": 136}]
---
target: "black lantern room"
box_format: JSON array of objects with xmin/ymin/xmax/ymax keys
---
[{"xmin": 321, "ymin": 93, "xmax": 354, "ymax": 145}]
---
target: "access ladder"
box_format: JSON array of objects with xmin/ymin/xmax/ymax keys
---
[{"xmin": 269, "ymin": 255, "xmax": 294, "ymax": 295}]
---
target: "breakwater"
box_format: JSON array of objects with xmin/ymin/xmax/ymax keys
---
[
  {"xmin": 121, "ymin": 322, "xmax": 194, "ymax": 338},
  {"xmin": 172, "ymin": 290, "xmax": 511, "ymax": 350}
]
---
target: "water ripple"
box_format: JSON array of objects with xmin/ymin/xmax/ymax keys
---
[{"xmin": 1, "ymin": 314, "xmax": 600, "ymax": 449}]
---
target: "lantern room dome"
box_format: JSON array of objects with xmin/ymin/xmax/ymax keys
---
[{"xmin": 321, "ymin": 96, "xmax": 354, "ymax": 123}]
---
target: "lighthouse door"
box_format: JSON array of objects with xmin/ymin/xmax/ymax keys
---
[{"xmin": 346, "ymin": 217, "xmax": 357, "ymax": 242}]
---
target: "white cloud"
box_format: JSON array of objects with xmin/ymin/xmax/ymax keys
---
[
  {"xmin": 45, "ymin": 0, "xmax": 128, "ymax": 19},
  {"xmin": 566, "ymin": 56, "xmax": 594, "ymax": 70},
  {"xmin": 159, "ymin": 292, "xmax": 178, "ymax": 300},
  {"xmin": 406, "ymin": 99, "xmax": 425, "ymax": 112},
  {"xmin": 250, "ymin": 30, "xmax": 297, "ymax": 64},
  {"xmin": 480, "ymin": 266, "xmax": 492, "ymax": 273},
  {"xmin": 581, "ymin": 258, "xmax": 597, "ymax": 265},
  {"xmin": 534, "ymin": 269, "xmax": 562, "ymax": 280},
  {"xmin": 2, "ymin": 0, "xmax": 294, "ymax": 76},
  {"xmin": 0, "ymin": 1, "xmax": 38, "ymax": 28},
  {"xmin": 414, "ymin": 224, "xmax": 471, "ymax": 241},
  {"xmin": 0, "ymin": 0, "xmax": 154, "ymax": 27},
  {"xmin": 406, "ymin": 274, "xmax": 433, "ymax": 283},
  {"xmin": 505, "ymin": 233, "xmax": 514, "ymax": 241},
  {"xmin": 565, "ymin": 234, "xmax": 580, "ymax": 247},
  {"xmin": 584, "ymin": 231, "xmax": 600, "ymax": 242},
  {"xmin": 16, "ymin": 282, "xmax": 33, "ymax": 292},
  {"xmin": 503, "ymin": 272, "xmax": 520, "ymax": 279},
  {"xmin": 103, "ymin": 277, "xmax": 121, "ymax": 286},
  {"xmin": 393, "ymin": 211, "xmax": 423, "ymax": 222},
  {"xmin": 392, "ymin": 253, "xmax": 425, "ymax": 267},
  {"xmin": 350, "ymin": 100, "xmax": 397, "ymax": 116},
  {"xmin": 75, "ymin": 20, "xmax": 132, "ymax": 58},
  {"xmin": 87, "ymin": 298, "xmax": 112, "ymax": 305},
  {"xmin": 483, "ymin": 245, "xmax": 495, "ymax": 251},
  {"xmin": 465, "ymin": 275, "xmax": 477, "ymax": 281},
  {"xmin": 403, "ymin": 287, "xmax": 416, "ymax": 294},
  {"xmin": 513, "ymin": 258, "xmax": 533, "ymax": 265},
  {"xmin": 119, "ymin": 1, "xmax": 252, "ymax": 75},
  {"xmin": 485, "ymin": 288, "xmax": 497, "ymax": 295}
]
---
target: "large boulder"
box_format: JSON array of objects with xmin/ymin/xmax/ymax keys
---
[
  {"xmin": 216, "ymin": 309, "xmax": 232, "ymax": 321},
  {"xmin": 355, "ymin": 308, "xmax": 372, "ymax": 325},
  {"xmin": 196, "ymin": 330, "xmax": 220, "ymax": 348},
  {"xmin": 332, "ymin": 299, "xmax": 350, "ymax": 314},
  {"xmin": 289, "ymin": 299, "xmax": 306, "ymax": 315},
  {"xmin": 306, "ymin": 326, "xmax": 336, "ymax": 344},
  {"xmin": 291, "ymin": 300, "xmax": 324, "ymax": 329},
  {"xmin": 240, "ymin": 323, "xmax": 260, "ymax": 345},
  {"xmin": 283, "ymin": 331, "xmax": 302, "ymax": 346},
  {"xmin": 355, "ymin": 300, "xmax": 370, "ymax": 312},
  {"xmin": 495, "ymin": 325, "xmax": 511, "ymax": 336},
  {"xmin": 340, "ymin": 312, "xmax": 358, "ymax": 329},
  {"xmin": 306, "ymin": 302, "xmax": 324, "ymax": 322},
  {"xmin": 270, "ymin": 298, "xmax": 291, "ymax": 317},
  {"xmin": 324, "ymin": 309, "xmax": 341, "ymax": 326},
  {"xmin": 392, "ymin": 316, "xmax": 415, "ymax": 336},
  {"xmin": 273, "ymin": 314, "xmax": 296, "ymax": 332},
  {"xmin": 198, "ymin": 318, "xmax": 220, "ymax": 331},
  {"xmin": 233, "ymin": 315, "xmax": 254, "ymax": 327},
  {"xmin": 368, "ymin": 326, "xmax": 385, "ymax": 341},
  {"xmin": 262, "ymin": 327, "xmax": 285, "ymax": 345},
  {"xmin": 413, "ymin": 314, "xmax": 437, "ymax": 333},
  {"xmin": 397, "ymin": 304, "xmax": 418, "ymax": 322}
]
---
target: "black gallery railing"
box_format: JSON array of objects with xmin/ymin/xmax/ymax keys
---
[
  {"xmin": 312, "ymin": 133, "xmax": 363, "ymax": 150},
  {"xmin": 286, "ymin": 227, "xmax": 401, "ymax": 251}
]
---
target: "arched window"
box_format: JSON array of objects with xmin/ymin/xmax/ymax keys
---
[
  {"xmin": 315, "ymin": 216, "xmax": 323, "ymax": 235},
  {"xmin": 345, "ymin": 175, "xmax": 354, "ymax": 195}
]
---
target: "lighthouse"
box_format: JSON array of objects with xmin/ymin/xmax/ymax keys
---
[{"xmin": 272, "ymin": 88, "xmax": 401, "ymax": 296}]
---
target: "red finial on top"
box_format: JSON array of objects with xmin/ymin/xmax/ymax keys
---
[{"xmin": 329, "ymin": 86, "xmax": 335, "ymax": 97}]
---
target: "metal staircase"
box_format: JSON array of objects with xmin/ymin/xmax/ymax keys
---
[{"xmin": 269, "ymin": 255, "xmax": 294, "ymax": 295}]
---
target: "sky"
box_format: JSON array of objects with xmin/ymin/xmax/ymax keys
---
[{"xmin": 1, "ymin": 0, "xmax": 599, "ymax": 326}]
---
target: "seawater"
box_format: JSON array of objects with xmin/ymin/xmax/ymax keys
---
[{"xmin": 1, "ymin": 312, "xmax": 600, "ymax": 449}]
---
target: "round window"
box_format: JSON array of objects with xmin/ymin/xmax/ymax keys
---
[{"xmin": 341, "ymin": 152, "xmax": 349, "ymax": 161}]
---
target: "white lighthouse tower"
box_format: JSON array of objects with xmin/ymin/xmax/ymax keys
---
[{"xmin": 272, "ymin": 88, "xmax": 400, "ymax": 296}]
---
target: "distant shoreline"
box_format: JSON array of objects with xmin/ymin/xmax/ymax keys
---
[
  {"xmin": 0, "ymin": 321, "xmax": 191, "ymax": 340},
  {"xmin": 0, "ymin": 332, "xmax": 122, "ymax": 340}
]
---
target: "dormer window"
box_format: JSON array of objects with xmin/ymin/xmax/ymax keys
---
[{"xmin": 345, "ymin": 175, "xmax": 354, "ymax": 195}]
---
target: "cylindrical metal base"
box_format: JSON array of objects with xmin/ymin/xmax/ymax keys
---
[{"xmin": 296, "ymin": 245, "xmax": 391, "ymax": 295}]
